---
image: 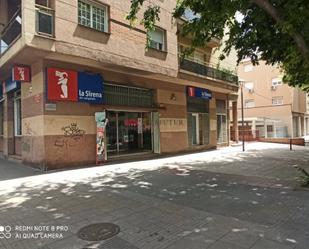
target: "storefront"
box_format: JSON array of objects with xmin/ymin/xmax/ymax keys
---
[
  {"xmin": 216, "ymin": 99, "xmax": 228, "ymax": 144},
  {"xmin": 186, "ymin": 86, "xmax": 211, "ymax": 147},
  {"xmin": 104, "ymin": 83, "xmax": 156, "ymax": 157}
]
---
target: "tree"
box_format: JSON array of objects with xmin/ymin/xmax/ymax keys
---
[{"xmin": 127, "ymin": 0, "xmax": 309, "ymax": 91}]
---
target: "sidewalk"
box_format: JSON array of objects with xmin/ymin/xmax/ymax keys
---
[{"xmin": 0, "ymin": 142, "xmax": 308, "ymax": 249}]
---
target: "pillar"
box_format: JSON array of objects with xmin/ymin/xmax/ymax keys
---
[
  {"xmin": 273, "ymin": 122, "xmax": 277, "ymax": 138},
  {"xmin": 252, "ymin": 119, "xmax": 256, "ymax": 139},
  {"xmin": 264, "ymin": 118, "xmax": 268, "ymax": 138},
  {"xmin": 3, "ymin": 91, "xmax": 14, "ymax": 156},
  {"xmin": 232, "ymin": 101, "xmax": 239, "ymax": 142},
  {"xmin": 298, "ymin": 116, "xmax": 302, "ymax": 137}
]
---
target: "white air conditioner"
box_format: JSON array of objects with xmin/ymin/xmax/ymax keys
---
[{"xmin": 271, "ymin": 85, "xmax": 277, "ymax": 91}]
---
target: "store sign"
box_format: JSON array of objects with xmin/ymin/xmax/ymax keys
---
[
  {"xmin": 160, "ymin": 118, "xmax": 187, "ymax": 132},
  {"xmin": 78, "ymin": 72, "xmax": 103, "ymax": 104},
  {"xmin": 47, "ymin": 68, "xmax": 103, "ymax": 104},
  {"xmin": 5, "ymin": 78, "xmax": 20, "ymax": 93},
  {"xmin": 47, "ymin": 68, "xmax": 78, "ymax": 102},
  {"xmin": 12, "ymin": 65, "xmax": 31, "ymax": 82},
  {"xmin": 187, "ymin": 86, "xmax": 212, "ymax": 100}
]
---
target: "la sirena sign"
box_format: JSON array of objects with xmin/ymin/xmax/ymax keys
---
[
  {"xmin": 187, "ymin": 86, "xmax": 212, "ymax": 100},
  {"xmin": 47, "ymin": 68, "xmax": 103, "ymax": 104},
  {"xmin": 12, "ymin": 65, "xmax": 31, "ymax": 82}
]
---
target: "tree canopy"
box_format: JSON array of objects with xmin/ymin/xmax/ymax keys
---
[{"xmin": 127, "ymin": 0, "xmax": 309, "ymax": 91}]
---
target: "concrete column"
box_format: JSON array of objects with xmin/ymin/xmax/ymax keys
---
[
  {"xmin": 264, "ymin": 118, "xmax": 268, "ymax": 138},
  {"xmin": 232, "ymin": 101, "xmax": 239, "ymax": 142},
  {"xmin": 273, "ymin": 122, "xmax": 277, "ymax": 138},
  {"xmin": 252, "ymin": 119, "xmax": 256, "ymax": 139},
  {"xmin": 306, "ymin": 118, "xmax": 309, "ymax": 135},
  {"xmin": 298, "ymin": 116, "xmax": 302, "ymax": 137},
  {"xmin": 3, "ymin": 91, "xmax": 15, "ymax": 156}
]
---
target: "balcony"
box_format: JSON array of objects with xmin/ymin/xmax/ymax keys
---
[
  {"xmin": 0, "ymin": 8, "xmax": 22, "ymax": 56},
  {"xmin": 179, "ymin": 58, "xmax": 238, "ymax": 85}
]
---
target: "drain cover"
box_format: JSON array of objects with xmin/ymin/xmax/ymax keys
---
[{"xmin": 77, "ymin": 223, "xmax": 120, "ymax": 241}]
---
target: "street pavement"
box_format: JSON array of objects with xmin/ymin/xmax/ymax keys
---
[{"xmin": 0, "ymin": 142, "xmax": 309, "ymax": 249}]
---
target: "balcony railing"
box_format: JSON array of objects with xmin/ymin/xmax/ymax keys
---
[
  {"xmin": 0, "ymin": 8, "xmax": 22, "ymax": 56},
  {"xmin": 179, "ymin": 58, "xmax": 238, "ymax": 85}
]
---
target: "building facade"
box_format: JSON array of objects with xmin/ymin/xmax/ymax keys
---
[
  {"xmin": 236, "ymin": 60, "xmax": 309, "ymax": 139},
  {"xmin": 0, "ymin": 0, "xmax": 238, "ymax": 170}
]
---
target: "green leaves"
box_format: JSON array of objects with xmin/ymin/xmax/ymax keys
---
[{"xmin": 128, "ymin": 0, "xmax": 309, "ymax": 91}]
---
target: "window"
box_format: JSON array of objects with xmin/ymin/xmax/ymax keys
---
[
  {"xmin": 78, "ymin": 0, "xmax": 108, "ymax": 33},
  {"xmin": 244, "ymin": 64, "xmax": 253, "ymax": 72},
  {"xmin": 149, "ymin": 28, "xmax": 165, "ymax": 51},
  {"xmin": 14, "ymin": 91, "xmax": 22, "ymax": 136},
  {"xmin": 244, "ymin": 82, "xmax": 254, "ymax": 90},
  {"xmin": 272, "ymin": 96, "xmax": 283, "ymax": 105},
  {"xmin": 271, "ymin": 78, "xmax": 282, "ymax": 86},
  {"xmin": 244, "ymin": 99, "xmax": 255, "ymax": 108},
  {"xmin": 0, "ymin": 100, "xmax": 3, "ymax": 135}
]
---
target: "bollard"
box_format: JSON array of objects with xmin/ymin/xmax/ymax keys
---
[{"xmin": 290, "ymin": 138, "xmax": 292, "ymax": 151}]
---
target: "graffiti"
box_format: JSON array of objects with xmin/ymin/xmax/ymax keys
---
[
  {"xmin": 54, "ymin": 123, "xmax": 86, "ymax": 148},
  {"xmin": 22, "ymin": 141, "xmax": 31, "ymax": 152},
  {"xmin": 24, "ymin": 122, "xmax": 37, "ymax": 136}
]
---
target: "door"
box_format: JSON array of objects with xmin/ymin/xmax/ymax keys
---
[{"xmin": 192, "ymin": 113, "xmax": 199, "ymax": 145}]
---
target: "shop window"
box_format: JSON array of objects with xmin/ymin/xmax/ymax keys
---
[
  {"xmin": 216, "ymin": 100, "xmax": 227, "ymax": 144},
  {"xmin": 78, "ymin": 0, "xmax": 109, "ymax": 33},
  {"xmin": 0, "ymin": 100, "xmax": 3, "ymax": 135},
  {"xmin": 272, "ymin": 96, "xmax": 283, "ymax": 105},
  {"xmin": 187, "ymin": 113, "xmax": 209, "ymax": 146},
  {"xmin": 14, "ymin": 91, "xmax": 22, "ymax": 136},
  {"xmin": 149, "ymin": 27, "xmax": 166, "ymax": 51},
  {"xmin": 217, "ymin": 114, "xmax": 227, "ymax": 144}
]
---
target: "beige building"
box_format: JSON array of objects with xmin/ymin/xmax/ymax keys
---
[
  {"xmin": 0, "ymin": 0, "xmax": 238, "ymax": 169},
  {"xmin": 237, "ymin": 60, "xmax": 309, "ymax": 139}
]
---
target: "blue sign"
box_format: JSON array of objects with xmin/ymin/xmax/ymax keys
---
[
  {"xmin": 78, "ymin": 73, "xmax": 103, "ymax": 104},
  {"xmin": 187, "ymin": 86, "xmax": 212, "ymax": 100},
  {"xmin": 5, "ymin": 78, "xmax": 20, "ymax": 93}
]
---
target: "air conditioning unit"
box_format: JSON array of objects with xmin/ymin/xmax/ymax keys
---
[{"xmin": 271, "ymin": 85, "xmax": 277, "ymax": 91}]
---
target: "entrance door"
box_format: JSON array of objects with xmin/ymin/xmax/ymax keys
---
[
  {"xmin": 192, "ymin": 113, "xmax": 199, "ymax": 145},
  {"xmin": 106, "ymin": 111, "xmax": 152, "ymax": 156}
]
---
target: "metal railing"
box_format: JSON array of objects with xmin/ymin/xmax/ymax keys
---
[
  {"xmin": 0, "ymin": 8, "xmax": 22, "ymax": 56},
  {"xmin": 179, "ymin": 58, "xmax": 238, "ymax": 85}
]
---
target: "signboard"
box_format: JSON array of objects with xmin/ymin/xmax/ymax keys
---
[
  {"xmin": 5, "ymin": 78, "xmax": 20, "ymax": 93},
  {"xmin": 95, "ymin": 112, "xmax": 108, "ymax": 164},
  {"xmin": 187, "ymin": 86, "xmax": 212, "ymax": 100},
  {"xmin": 47, "ymin": 68, "xmax": 78, "ymax": 102},
  {"xmin": 160, "ymin": 118, "xmax": 187, "ymax": 132},
  {"xmin": 12, "ymin": 65, "xmax": 31, "ymax": 82},
  {"xmin": 47, "ymin": 68, "xmax": 104, "ymax": 104},
  {"xmin": 78, "ymin": 72, "xmax": 103, "ymax": 104},
  {"xmin": 138, "ymin": 118, "xmax": 143, "ymax": 134}
]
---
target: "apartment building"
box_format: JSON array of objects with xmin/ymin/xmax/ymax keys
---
[
  {"xmin": 236, "ymin": 60, "xmax": 309, "ymax": 139},
  {"xmin": 0, "ymin": 0, "xmax": 238, "ymax": 169}
]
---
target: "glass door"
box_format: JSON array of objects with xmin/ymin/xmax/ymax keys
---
[{"xmin": 106, "ymin": 111, "xmax": 152, "ymax": 156}]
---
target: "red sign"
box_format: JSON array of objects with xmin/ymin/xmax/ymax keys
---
[
  {"xmin": 187, "ymin": 86, "xmax": 195, "ymax": 97},
  {"xmin": 47, "ymin": 68, "xmax": 78, "ymax": 102},
  {"xmin": 12, "ymin": 65, "xmax": 31, "ymax": 82}
]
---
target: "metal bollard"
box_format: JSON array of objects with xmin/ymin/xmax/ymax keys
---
[{"xmin": 290, "ymin": 138, "xmax": 292, "ymax": 151}]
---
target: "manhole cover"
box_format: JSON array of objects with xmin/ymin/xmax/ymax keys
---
[{"xmin": 77, "ymin": 223, "xmax": 120, "ymax": 241}]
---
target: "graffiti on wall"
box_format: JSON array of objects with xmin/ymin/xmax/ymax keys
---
[
  {"xmin": 22, "ymin": 122, "xmax": 37, "ymax": 154},
  {"xmin": 54, "ymin": 123, "xmax": 86, "ymax": 149}
]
